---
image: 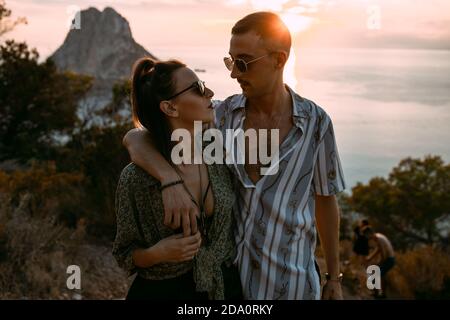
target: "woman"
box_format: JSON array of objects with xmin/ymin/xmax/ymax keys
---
[
  {"xmin": 352, "ymin": 219, "xmax": 370, "ymax": 258},
  {"xmin": 112, "ymin": 57, "xmax": 242, "ymax": 300}
]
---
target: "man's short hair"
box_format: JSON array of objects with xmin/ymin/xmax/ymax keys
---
[{"xmin": 232, "ymin": 11, "xmax": 291, "ymax": 55}]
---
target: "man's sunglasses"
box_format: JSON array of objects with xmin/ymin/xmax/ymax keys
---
[
  {"xmin": 223, "ymin": 53, "xmax": 269, "ymax": 73},
  {"xmin": 166, "ymin": 80, "xmax": 206, "ymax": 100}
]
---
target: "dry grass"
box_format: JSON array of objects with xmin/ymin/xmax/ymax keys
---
[
  {"xmin": 0, "ymin": 193, "xmax": 130, "ymax": 299},
  {"xmin": 1, "ymin": 163, "xmax": 448, "ymax": 299},
  {"xmin": 388, "ymin": 245, "xmax": 450, "ymax": 299}
]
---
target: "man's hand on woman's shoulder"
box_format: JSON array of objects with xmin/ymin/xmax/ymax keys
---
[{"xmin": 161, "ymin": 180, "xmax": 199, "ymax": 236}]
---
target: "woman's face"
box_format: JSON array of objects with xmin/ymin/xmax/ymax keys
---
[{"xmin": 166, "ymin": 67, "xmax": 214, "ymax": 124}]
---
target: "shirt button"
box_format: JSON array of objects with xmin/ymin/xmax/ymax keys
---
[
  {"xmin": 251, "ymin": 259, "xmax": 260, "ymax": 270},
  {"xmin": 328, "ymin": 169, "xmax": 336, "ymax": 180}
]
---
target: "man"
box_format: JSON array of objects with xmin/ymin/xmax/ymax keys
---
[
  {"xmin": 362, "ymin": 227, "xmax": 395, "ymax": 299},
  {"xmin": 123, "ymin": 12, "xmax": 346, "ymax": 300}
]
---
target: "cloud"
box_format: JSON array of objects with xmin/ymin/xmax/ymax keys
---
[{"xmin": 6, "ymin": 0, "xmax": 450, "ymax": 56}]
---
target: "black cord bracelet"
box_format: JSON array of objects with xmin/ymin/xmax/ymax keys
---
[{"xmin": 159, "ymin": 179, "xmax": 184, "ymax": 191}]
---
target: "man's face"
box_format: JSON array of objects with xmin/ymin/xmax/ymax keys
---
[{"xmin": 228, "ymin": 31, "xmax": 276, "ymax": 98}]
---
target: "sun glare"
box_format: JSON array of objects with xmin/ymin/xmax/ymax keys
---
[
  {"xmin": 279, "ymin": 14, "xmax": 313, "ymax": 91},
  {"xmin": 280, "ymin": 12, "xmax": 314, "ymax": 34},
  {"xmin": 236, "ymin": 0, "xmax": 318, "ymax": 91}
]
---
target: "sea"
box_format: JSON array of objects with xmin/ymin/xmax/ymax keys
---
[{"xmin": 152, "ymin": 45, "xmax": 450, "ymax": 190}]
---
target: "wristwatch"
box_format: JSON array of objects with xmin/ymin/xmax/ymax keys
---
[{"xmin": 324, "ymin": 272, "xmax": 343, "ymax": 282}]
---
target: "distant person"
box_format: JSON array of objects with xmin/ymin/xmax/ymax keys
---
[
  {"xmin": 352, "ymin": 219, "xmax": 370, "ymax": 258},
  {"xmin": 351, "ymin": 220, "xmax": 370, "ymax": 293},
  {"xmin": 362, "ymin": 226, "xmax": 395, "ymax": 299}
]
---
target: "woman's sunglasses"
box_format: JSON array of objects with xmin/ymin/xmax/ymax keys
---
[
  {"xmin": 166, "ymin": 80, "xmax": 206, "ymax": 100},
  {"xmin": 223, "ymin": 53, "xmax": 269, "ymax": 73}
]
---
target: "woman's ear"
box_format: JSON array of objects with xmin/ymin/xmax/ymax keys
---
[{"xmin": 160, "ymin": 100, "xmax": 179, "ymax": 118}]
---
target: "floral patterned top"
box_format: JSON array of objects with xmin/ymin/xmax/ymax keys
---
[{"xmin": 112, "ymin": 162, "xmax": 236, "ymax": 299}]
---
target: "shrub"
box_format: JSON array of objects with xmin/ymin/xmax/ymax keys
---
[
  {"xmin": 388, "ymin": 245, "xmax": 450, "ymax": 299},
  {"xmin": 0, "ymin": 193, "xmax": 129, "ymax": 299},
  {"xmin": 0, "ymin": 161, "xmax": 85, "ymax": 227}
]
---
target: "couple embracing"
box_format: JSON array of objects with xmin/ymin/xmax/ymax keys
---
[{"xmin": 112, "ymin": 11, "xmax": 346, "ymax": 300}]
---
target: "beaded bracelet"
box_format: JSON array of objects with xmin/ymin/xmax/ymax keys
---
[
  {"xmin": 325, "ymin": 272, "xmax": 343, "ymax": 282},
  {"xmin": 159, "ymin": 179, "xmax": 184, "ymax": 192}
]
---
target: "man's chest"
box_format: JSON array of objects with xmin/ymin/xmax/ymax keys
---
[{"xmin": 241, "ymin": 115, "xmax": 294, "ymax": 183}]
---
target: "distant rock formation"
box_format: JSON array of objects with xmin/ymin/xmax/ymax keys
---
[{"xmin": 50, "ymin": 7, "xmax": 156, "ymax": 101}]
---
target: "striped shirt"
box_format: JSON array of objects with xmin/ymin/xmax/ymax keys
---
[{"xmin": 213, "ymin": 85, "xmax": 346, "ymax": 300}]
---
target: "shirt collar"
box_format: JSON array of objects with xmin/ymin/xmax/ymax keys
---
[{"xmin": 288, "ymin": 85, "xmax": 311, "ymax": 133}]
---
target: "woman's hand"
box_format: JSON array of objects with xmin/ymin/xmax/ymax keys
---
[
  {"xmin": 154, "ymin": 232, "xmax": 202, "ymax": 263},
  {"xmin": 161, "ymin": 180, "xmax": 199, "ymax": 236}
]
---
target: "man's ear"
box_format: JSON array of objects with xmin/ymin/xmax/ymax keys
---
[
  {"xmin": 274, "ymin": 51, "xmax": 289, "ymax": 69},
  {"xmin": 160, "ymin": 100, "xmax": 179, "ymax": 118}
]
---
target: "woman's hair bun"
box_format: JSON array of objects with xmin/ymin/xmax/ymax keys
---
[{"xmin": 141, "ymin": 57, "xmax": 156, "ymax": 73}]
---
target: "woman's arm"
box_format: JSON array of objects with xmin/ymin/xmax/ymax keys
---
[
  {"xmin": 132, "ymin": 233, "xmax": 202, "ymax": 268},
  {"xmin": 113, "ymin": 166, "xmax": 202, "ymax": 273},
  {"xmin": 123, "ymin": 128, "xmax": 179, "ymax": 183},
  {"xmin": 112, "ymin": 166, "xmax": 146, "ymax": 276}
]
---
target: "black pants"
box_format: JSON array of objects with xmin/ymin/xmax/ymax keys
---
[
  {"xmin": 380, "ymin": 256, "xmax": 395, "ymax": 276},
  {"xmin": 222, "ymin": 263, "xmax": 243, "ymax": 300},
  {"xmin": 126, "ymin": 264, "xmax": 243, "ymax": 300}
]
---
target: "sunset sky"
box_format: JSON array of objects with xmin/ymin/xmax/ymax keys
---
[
  {"xmin": 4, "ymin": 0, "xmax": 450, "ymax": 59},
  {"xmin": 2, "ymin": 1, "xmax": 450, "ymax": 187}
]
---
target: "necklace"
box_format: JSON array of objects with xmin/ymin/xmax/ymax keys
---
[{"xmin": 174, "ymin": 164, "xmax": 210, "ymax": 239}]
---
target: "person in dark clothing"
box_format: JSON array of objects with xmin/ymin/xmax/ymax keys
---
[{"xmin": 352, "ymin": 219, "xmax": 370, "ymax": 256}]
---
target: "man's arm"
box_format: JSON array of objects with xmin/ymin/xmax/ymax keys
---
[
  {"xmin": 315, "ymin": 194, "xmax": 343, "ymax": 300},
  {"xmin": 123, "ymin": 128, "xmax": 178, "ymax": 182},
  {"xmin": 366, "ymin": 246, "xmax": 380, "ymax": 262},
  {"xmin": 123, "ymin": 128, "xmax": 198, "ymax": 236}
]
